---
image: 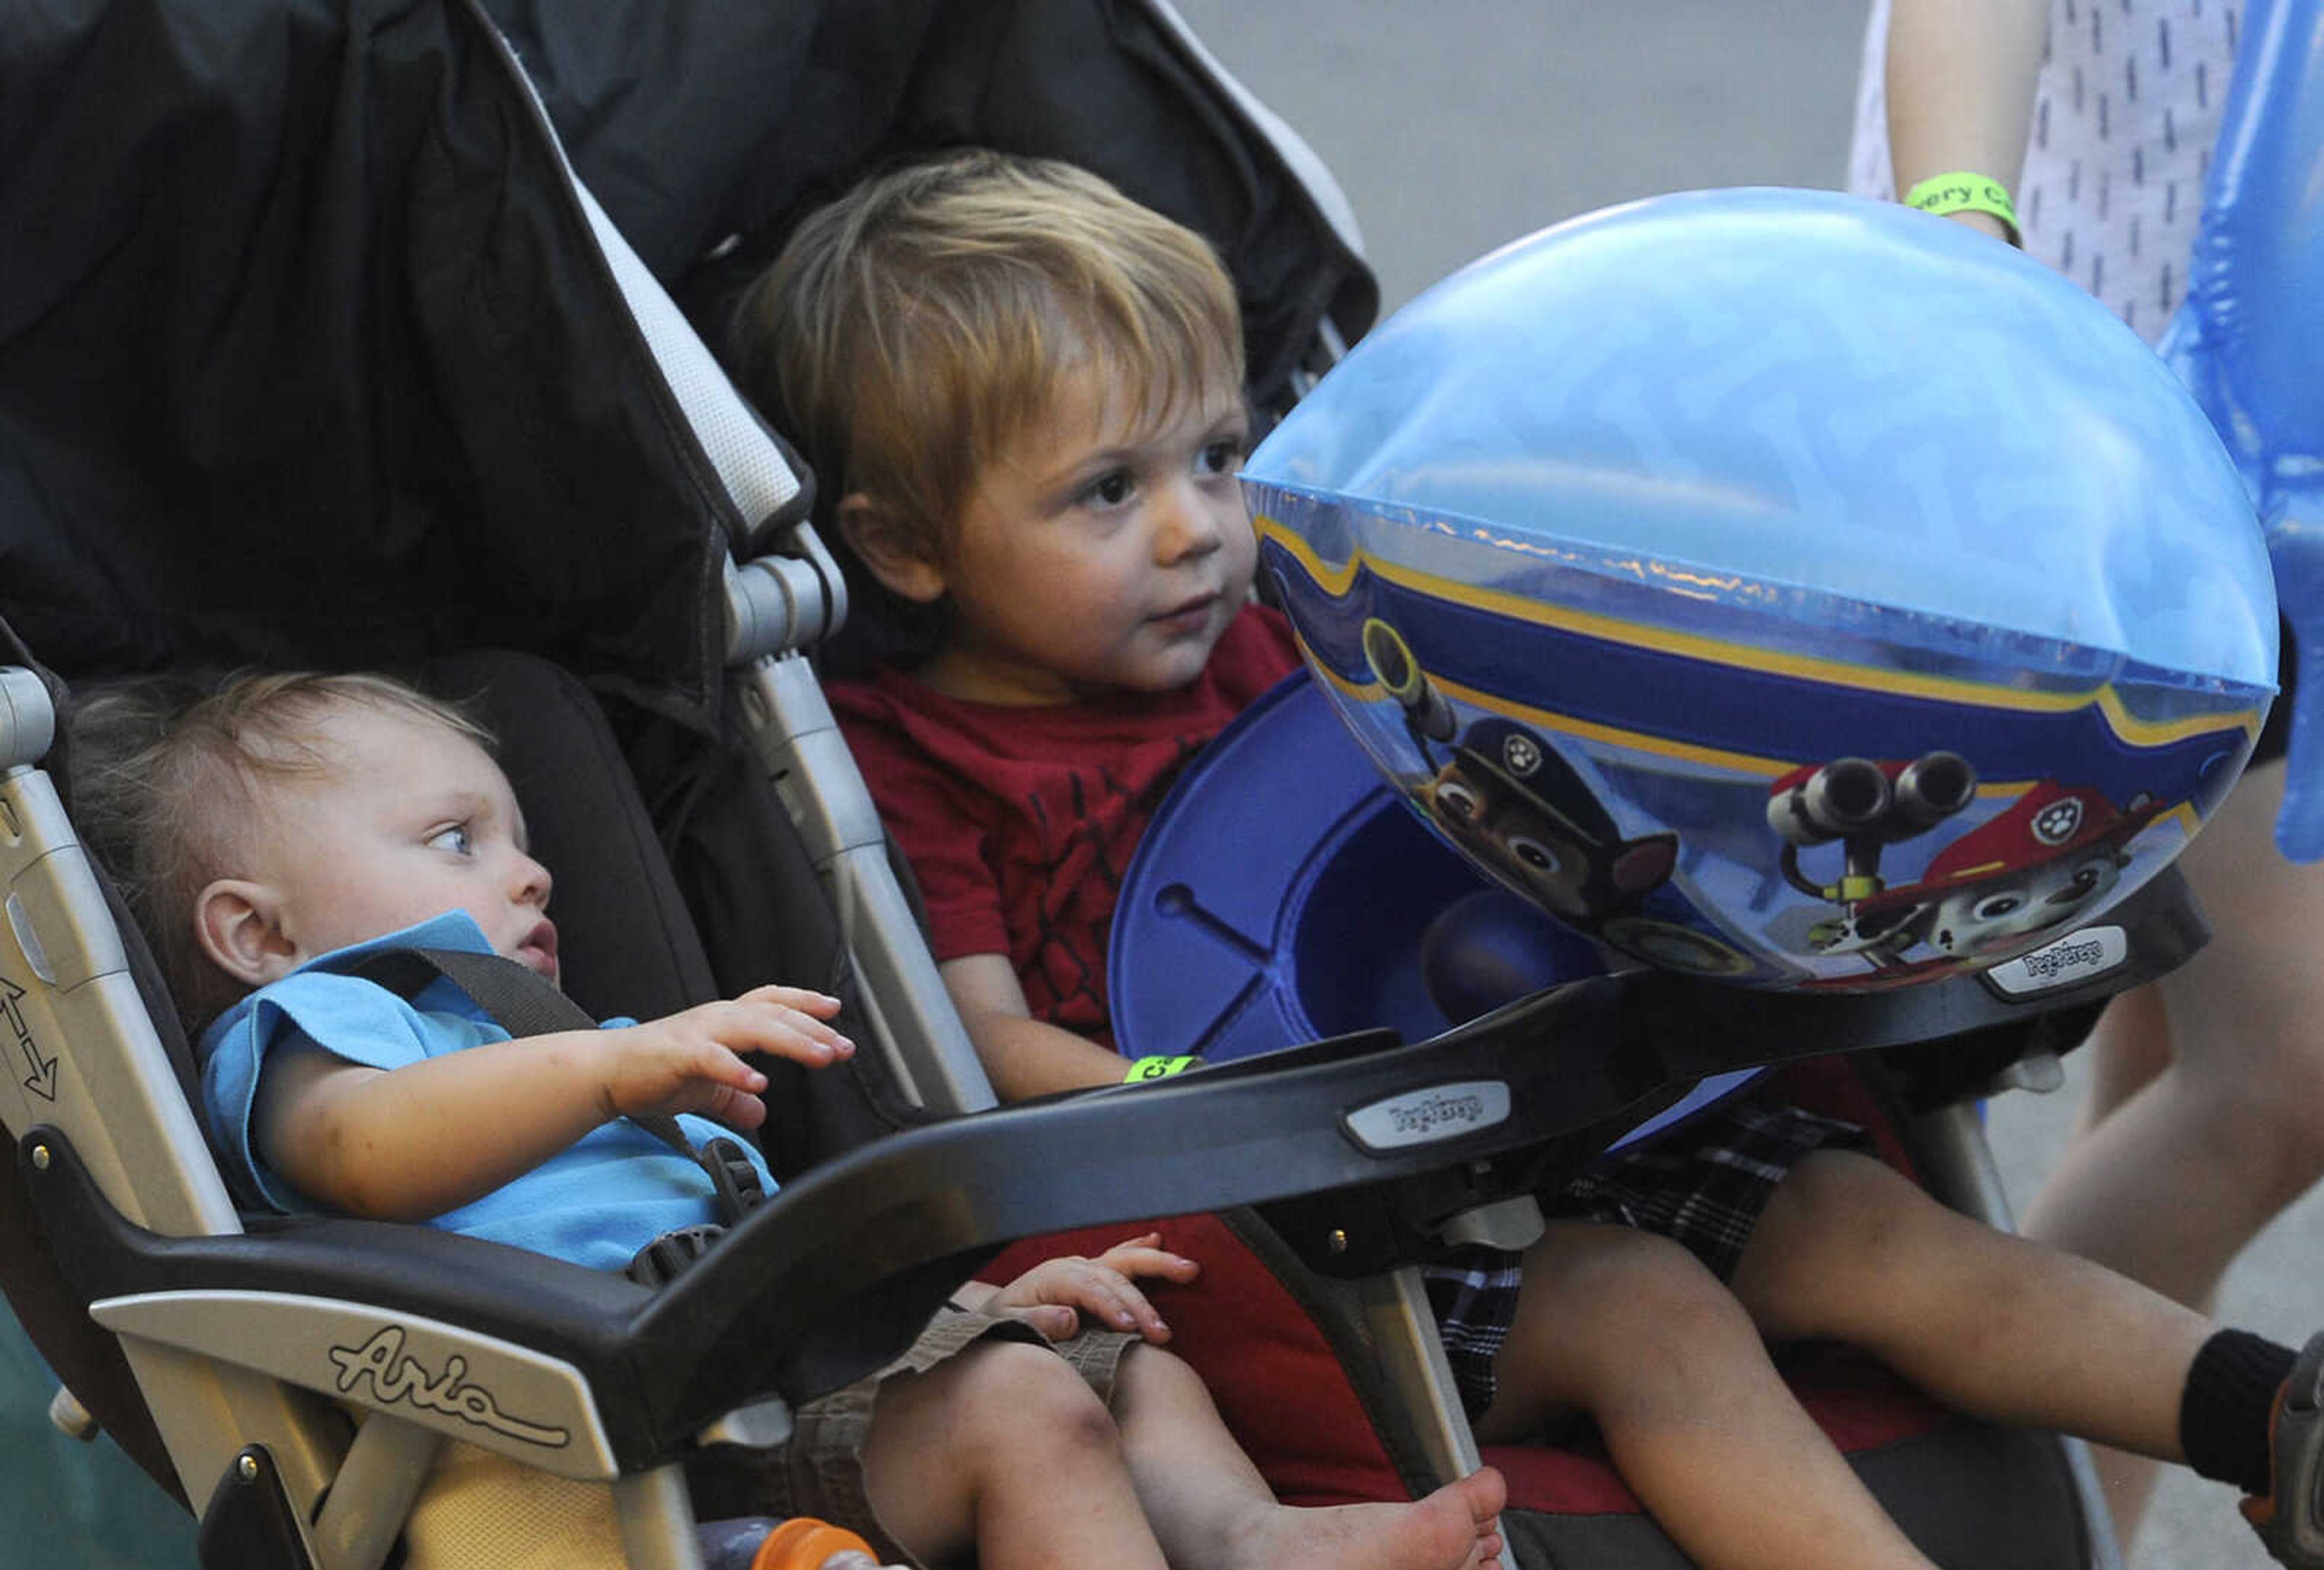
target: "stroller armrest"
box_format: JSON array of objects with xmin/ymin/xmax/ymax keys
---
[
  {"xmin": 19, "ymin": 869, "xmax": 2200, "ymax": 1474},
  {"xmin": 16, "ymin": 1000, "xmax": 1693, "ymax": 1473},
  {"xmin": 21, "ymin": 1139, "xmax": 660, "ymax": 1476},
  {"xmin": 634, "ymin": 884, "xmax": 2196, "ymax": 1445}
]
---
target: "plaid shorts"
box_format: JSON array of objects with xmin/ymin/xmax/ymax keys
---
[
  {"xmin": 1422, "ymin": 1096, "xmax": 1864, "ymax": 1420},
  {"xmin": 684, "ymin": 1304, "xmax": 1135, "ymax": 1566}
]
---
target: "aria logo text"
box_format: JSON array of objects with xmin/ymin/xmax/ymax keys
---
[{"xmin": 328, "ymin": 1325, "xmax": 569, "ymax": 1447}]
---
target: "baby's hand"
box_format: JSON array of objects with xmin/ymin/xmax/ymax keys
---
[
  {"xmin": 596, "ymin": 988, "xmax": 852, "ymax": 1132},
  {"xmin": 986, "ymin": 1232, "xmax": 1200, "ymax": 1344}
]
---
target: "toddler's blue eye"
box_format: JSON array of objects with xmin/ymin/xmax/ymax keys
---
[
  {"xmin": 1088, "ymin": 472, "xmax": 1135, "ymax": 507},
  {"xmin": 1198, "ymin": 439, "xmax": 1246, "ymax": 476},
  {"xmin": 427, "ymin": 825, "xmax": 473, "ymax": 855}
]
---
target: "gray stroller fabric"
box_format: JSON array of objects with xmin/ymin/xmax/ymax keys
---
[{"xmin": 485, "ymin": 0, "xmax": 1375, "ymax": 408}]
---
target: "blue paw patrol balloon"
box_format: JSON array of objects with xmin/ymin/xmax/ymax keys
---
[{"xmin": 1244, "ymin": 187, "xmax": 2276, "ymax": 991}]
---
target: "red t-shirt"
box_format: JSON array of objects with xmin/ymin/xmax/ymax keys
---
[{"xmin": 828, "ymin": 606, "xmax": 1302, "ymax": 1046}]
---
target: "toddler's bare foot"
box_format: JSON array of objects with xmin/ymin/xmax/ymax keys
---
[{"xmin": 1221, "ymin": 1465, "xmax": 1506, "ymax": 1570}]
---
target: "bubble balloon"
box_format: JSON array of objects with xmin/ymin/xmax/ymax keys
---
[
  {"xmin": 2159, "ymin": 0, "xmax": 2324, "ymax": 859},
  {"xmin": 1243, "ymin": 187, "xmax": 2276, "ymax": 992}
]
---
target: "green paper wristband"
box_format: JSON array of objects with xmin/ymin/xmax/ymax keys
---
[
  {"xmin": 1123, "ymin": 1054, "xmax": 1197, "ymax": 1083},
  {"xmin": 1903, "ymin": 171, "xmax": 2022, "ymax": 246}
]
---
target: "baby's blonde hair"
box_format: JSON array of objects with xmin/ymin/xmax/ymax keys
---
[
  {"xmin": 729, "ymin": 148, "xmax": 1245, "ymax": 573},
  {"xmin": 70, "ymin": 671, "xmax": 490, "ymax": 1030}
]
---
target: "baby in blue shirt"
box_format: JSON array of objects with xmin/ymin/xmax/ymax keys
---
[
  {"xmin": 197, "ymin": 905, "xmax": 788, "ymax": 1274},
  {"xmin": 70, "ymin": 669, "xmax": 1508, "ymax": 1570}
]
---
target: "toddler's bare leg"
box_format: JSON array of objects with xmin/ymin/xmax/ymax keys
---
[
  {"xmin": 1478, "ymin": 1223, "xmax": 1938, "ymax": 1570},
  {"xmin": 1109, "ymin": 1343, "xmax": 1508, "ymax": 1570},
  {"xmin": 1727, "ymin": 1146, "xmax": 2213, "ymax": 1461},
  {"xmin": 858, "ymin": 1336, "xmax": 1168, "ymax": 1569}
]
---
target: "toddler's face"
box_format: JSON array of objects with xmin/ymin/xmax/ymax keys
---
[
  {"xmin": 916, "ymin": 358, "xmax": 1255, "ymax": 706},
  {"xmin": 230, "ymin": 706, "xmax": 560, "ymax": 982}
]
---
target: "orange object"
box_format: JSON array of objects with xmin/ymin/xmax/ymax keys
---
[{"xmin": 750, "ymin": 1517, "xmax": 879, "ymax": 1570}]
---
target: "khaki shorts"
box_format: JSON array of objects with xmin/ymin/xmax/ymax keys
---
[{"xmin": 686, "ymin": 1304, "xmax": 1136, "ymax": 1567}]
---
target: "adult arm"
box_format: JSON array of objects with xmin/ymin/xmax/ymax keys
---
[{"xmin": 1883, "ymin": 0, "xmax": 2049, "ymax": 241}]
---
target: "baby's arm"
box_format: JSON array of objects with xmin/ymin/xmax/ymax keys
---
[
  {"xmin": 253, "ymin": 986, "xmax": 850, "ymax": 1221},
  {"xmin": 938, "ymin": 953, "xmax": 1140, "ymax": 1101},
  {"xmin": 961, "ymin": 1232, "xmax": 1201, "ymax": 1343}
]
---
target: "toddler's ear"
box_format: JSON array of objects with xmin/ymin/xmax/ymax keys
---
[
  {"xmin": 835, "ymin": 493, "xmax": 947, "ymax": 604},
  {"xmin": 194, "ymin": 879, "xmax": 300, "ymax": 989}
]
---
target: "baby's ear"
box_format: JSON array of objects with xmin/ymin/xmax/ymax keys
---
[
  {"xmin": 835, "ymin": 493, "xmax": 947, "ymax": 604},
  {"xmin": 194, "ymin": 879, "xmax": 300, "ymax": 989}
]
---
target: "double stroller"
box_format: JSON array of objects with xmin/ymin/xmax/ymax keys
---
[{"xmin": 0, "ymin": 2, "xmax": 2250, "ymax": 1566}]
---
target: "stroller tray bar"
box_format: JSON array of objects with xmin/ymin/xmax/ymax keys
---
[{"xmin": 16, "ymin": 862, "xmax": 2198, "ymax": 1474}]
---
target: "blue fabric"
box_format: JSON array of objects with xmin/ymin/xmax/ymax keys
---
[
  {"xmin": 198, "ymin": 912, "xmax": 775, "ymax": 1272},
  {"xmin": 2158, "ymin": 0, "xmax": 2324, "ymax": 857}
]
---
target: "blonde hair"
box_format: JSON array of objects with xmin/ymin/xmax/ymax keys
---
[
  {"xmin": 70, "ymin": 671, "xmax": 490, "ymax": 1030},
  {"xmin": 729, "ymin": 148, "xmax": 1245, "ymax": 574}
]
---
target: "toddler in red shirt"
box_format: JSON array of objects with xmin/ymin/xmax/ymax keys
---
[{"xmin": 733, "ymin": 148, "xmax": 1302, "ymax": 1101}]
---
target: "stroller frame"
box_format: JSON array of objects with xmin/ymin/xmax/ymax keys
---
[{"xmin": 0, "ymin": 4, "xmax": 2205, "ymax": 1566}]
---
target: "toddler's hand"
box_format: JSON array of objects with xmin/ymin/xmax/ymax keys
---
[
  {"xmin": 987, "ymin": 1232, "xmax": 1200, "ymax": 1344},
  {"xmin": 597, "ymin": 988, "xmax": 852, "ymax": 1132}
]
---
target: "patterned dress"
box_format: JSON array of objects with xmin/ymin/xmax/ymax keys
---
[{"xmin": 1850, "ymin": 0, "xmax": 2241, "ymax": 344}]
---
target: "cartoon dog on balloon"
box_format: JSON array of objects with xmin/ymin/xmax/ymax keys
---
[
  {"xmin": 1768, "ymin": 756, "xmax": 2169, "ymax": 980},
  {"xmin": 1362, "ymin": 618, "xmax": 1679, "ymax": 936},
  {"xmin": 1362, "ymin": 612, "xmax": 2182, "ymax": 985}
]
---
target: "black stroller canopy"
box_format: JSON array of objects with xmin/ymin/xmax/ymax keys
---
[
  {"xmin": 499, "ymin": 0, "xmax": 1376, "ymax": 381},
  {"xmin": 2, "ymin": 0, "xmax": 738, "ymax": 721},
  {"xmin": 0, "ymin": 0, "xmax": 1373, "ymax": 728}
]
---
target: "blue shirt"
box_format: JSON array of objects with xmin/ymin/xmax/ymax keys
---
[{"xmin": 199, "ymin": 912, "xmax": 776, "ymax": 1272}]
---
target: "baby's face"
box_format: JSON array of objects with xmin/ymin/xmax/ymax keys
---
[
  {"xmin": 234, "ymin": 705, "xmax": 560, "ymax": 982},
  {"xmin": 915, "ymin": 358, "xmax": 1256, "ymax": 705}
]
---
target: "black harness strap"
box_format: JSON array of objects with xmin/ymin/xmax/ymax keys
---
[{"xmin": 344, "ymin": 947, "xmax": 766, "ymax": 1284}]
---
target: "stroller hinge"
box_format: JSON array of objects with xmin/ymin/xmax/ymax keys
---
[
  {"xmin": 198, "ymin": 1444, "xmax": 318, "ymax": 1570},
  {"xmin": 724, "ymin": 522, "xmax": 849, "ymax": 664},
  {"xmin": 1439, "ymin": 1194, "xmax": 1546, "ymax": 1253},
  {"xmin": 1, "ymin": 666, "xmax": 55, "ymax": 770}
]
